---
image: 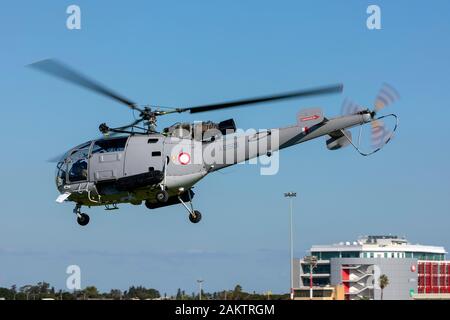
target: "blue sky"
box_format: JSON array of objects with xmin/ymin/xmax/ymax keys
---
[{"xmin": 1, "ymin": 0, "xmax": 450, "ymax": 295}]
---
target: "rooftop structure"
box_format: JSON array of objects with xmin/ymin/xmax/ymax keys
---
[{"xmin": 310, "ymin": 235, "xmax": 446, "ymax": 261}]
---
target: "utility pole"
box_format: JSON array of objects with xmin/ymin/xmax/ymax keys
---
[
  {"xmin": 284, "ymin": 192, "xmax": 297, "ymax": 300},
  {"xmin": 197, "ymin": 279, "xmax": 204, "ymax": 300}
]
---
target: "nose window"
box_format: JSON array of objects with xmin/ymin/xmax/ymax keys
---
[{"xmin": 55, "ymin": 161, "xmax": 67, "ymax": 187}]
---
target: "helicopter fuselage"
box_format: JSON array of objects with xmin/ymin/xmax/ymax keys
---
[{"xmin": 55, "ymin": 110, "xmax": 371, "ymax": 210}]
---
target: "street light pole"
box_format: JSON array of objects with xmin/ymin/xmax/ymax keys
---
[
  {"xmin": 197, "ymin": 279, "xmax": 204, "ymax": 300},
  {"xmin": 284, "ymin": 192, "xmax": 297, "ymax": 300},
  {"xmin": 304, "ymin": 255, "xmax": 318, "ymax": 300},
  {"xmin": 310, "ymin": 264, "xmax": 313, "ymax": 300}
]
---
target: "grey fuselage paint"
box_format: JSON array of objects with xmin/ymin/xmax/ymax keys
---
[{"xmin": 56, "ymin": 112, "xmax": 370, "ymax": 207}]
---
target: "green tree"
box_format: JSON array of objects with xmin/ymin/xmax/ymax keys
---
[
  {"xmin": 36, "ymin": 282, "xmax": 50, "ymax": 294},
  {"xmin": 233, "ymin": 284, "xmax": 243, "ymax": 300},
  {"xmin": 61, "ymin": 291, "xmax": 76, "ymax": 300},
  {"xmin": 109, "ymin": 289, "xmax": 122, "ymax": 300},
  {"xmin": 20, "ymin": 285, "xmax": 33, "ymax": 300},
  {"xmin": 126, "ymin": 286, "xmax": 160, "ymax": 300},
  {"xmin": 11, "ymin": 285, "xmax": 17, "ymax": 300},
  {"xmin": 83, "ymin": 286, "xmax": 100, "ymax": 299},
  {"xmin": 0, "ymin": 288, "xmax": 14, "ymax": 300},
  {"xmin": 379, "ymin": 274, "xmax": 389, "ymax": 300}
]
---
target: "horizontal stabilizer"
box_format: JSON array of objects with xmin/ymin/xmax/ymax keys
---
[{"xmin": 326, "ymin": 129, "xmax": 351, "ymax": 150}]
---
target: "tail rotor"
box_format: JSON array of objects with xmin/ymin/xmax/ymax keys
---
[
  {"xmin": 341, "ymin": 98, "xmax": 364, "ymax": 116},
  {"xmin": 371, "ymin": 119, "xmax": 392, "ymax": 149},
  {"xmin": 341, "ymin": 83, "xmax": 399, "ymax": 155},
  {"xmin": 374, "ymin": 83, "xmax": 400, "ymax": 113}
]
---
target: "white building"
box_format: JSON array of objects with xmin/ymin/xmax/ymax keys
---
[{"xmin": 293, "ymin": 235, "xmax": 448, "ymax": 300}]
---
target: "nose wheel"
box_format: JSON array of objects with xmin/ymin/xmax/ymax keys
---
[
  {"xmin": 73, "ymin": 204, "xmax": 90, "ymax": 226},
  {"xmin": 178, "ymin": 190, "xmax": 202, "ymax": 224}
]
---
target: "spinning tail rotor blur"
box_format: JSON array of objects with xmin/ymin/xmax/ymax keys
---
[{"xmin": 341, "ymin": 83, "xmax": 400, "ymax": 156}]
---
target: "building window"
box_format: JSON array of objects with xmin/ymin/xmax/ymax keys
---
[
  {"xmin": 311, "ymin": 252, "xmax": 321, "ymax": 260},
  {"xmin": 413, "ymin": 252, "xmax": 425, "ymax": 260},
  {"xmin": 341, "ymin": 251, "xmax": 360, "ymax": 258},
  {"xmin": 314, "ymin": 264, "xmax": 331, "ymax": 274},
  {"xmin": 320, "ymin": 252, "xmax": 340, "ymax": 260}
]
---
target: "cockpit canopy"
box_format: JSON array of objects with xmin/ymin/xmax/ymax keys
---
[{"xmin": 55, "ymin": 137, "xmax": 128, "ymax": 188}]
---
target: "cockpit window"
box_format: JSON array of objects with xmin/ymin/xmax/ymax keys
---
[
  {"xmin": 75, "ymin": 141, "xmax": 92, "ymax": 150},
  {"xmin": 55, "ymin": 141, "xmax": 92, "ymax": 186},
  {"xmin": 92, "ymin": 137, "xmax": 128, "ymax": 154},
  {"xmin": 67, "ymin": 147, "xmax": 90, "ymax": 183},
  {"xmin": 69, "ymin": 158, "xmax": 88, "ymax": 182},
  {"xmin": 55, "ymin": 161, "xmax": 67, "ymax": 187}
]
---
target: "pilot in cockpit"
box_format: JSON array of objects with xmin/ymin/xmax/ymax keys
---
[{"xmin": 69, "ymin": 159, "xmax": 88, "ymax": 182}]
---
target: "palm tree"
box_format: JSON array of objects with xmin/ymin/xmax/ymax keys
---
[{"xmin": 379, "ymin": 274, "xmax": 389, "ymax": 300}]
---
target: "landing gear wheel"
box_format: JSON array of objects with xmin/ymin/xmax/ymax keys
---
[
  {"xmin": 188, "ymin": 210, "xmax": 202, "ymax": 224},
  {"xmin": 156, "ymin": 190, "xmax": 169, "ymax": 203},
  {"xmin": 77, "ymin": 213, "xmax": 90, "ymax": 226}
]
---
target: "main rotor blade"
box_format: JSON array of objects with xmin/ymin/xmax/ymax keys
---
[
  {"xmin": 47, "ymin": 153, "xmax": 66, "ymax": 163},
  {"xmin": 181, "ymin": 84, "xmax": 343, "ymax": 114},
  {"xmin": 28, "ymin": 59, "xmax": 143, "ymax": 112}
]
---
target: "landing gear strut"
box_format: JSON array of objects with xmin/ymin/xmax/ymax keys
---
[
  {"xmin": 156, "ymin": 157, "xmax": 170, "ymax": 203},
  {"xmin": 73, "ymin": 203, "xmax": 90, "ymax": 226},
  {"xmin": 178, "ymin": 190, "xmax": 202, "ymax": 224}
]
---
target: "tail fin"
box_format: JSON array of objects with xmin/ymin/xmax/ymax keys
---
[{"xmin": 297, "ymin": 108, "xmax": 324, "ymax": 129}]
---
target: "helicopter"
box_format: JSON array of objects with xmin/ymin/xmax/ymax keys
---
[{"xmin": 30, "ymin": 59, "xmax": 399, "ymax": 226}]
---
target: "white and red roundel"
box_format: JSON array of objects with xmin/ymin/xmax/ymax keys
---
[{"xmin": 178, "ymin": 152, "xmax": 191, "ymax": 165}]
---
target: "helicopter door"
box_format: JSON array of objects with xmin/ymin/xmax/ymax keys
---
[
  {"xmin": 123, "ymin": 135, "xmax": 164, "ymax": 177},
  {"xmin": 89, "ymin": 137, "xmax": 128, "ymax": 182}
]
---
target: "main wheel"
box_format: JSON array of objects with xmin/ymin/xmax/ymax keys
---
[
  {"xmin": 77, "ymin": 213, "xmax": 90, "ymax": 226},
  {"xmin": 156, "ymin": 190, "xmax": 169, "ymax": 203},
  {"xmin": 188, "ymin": 210, "xmax": 202, "ymax": 224}
]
